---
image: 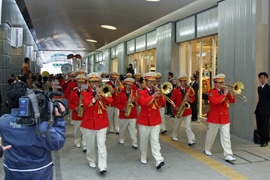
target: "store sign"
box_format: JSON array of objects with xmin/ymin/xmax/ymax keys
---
[
  {"xmin": 11, "ymin": 27, "xmax": 23, "ymax": 48},
  {"xmin": 53, "ymin": 63, "xmax": 63, "ymax": 67}
]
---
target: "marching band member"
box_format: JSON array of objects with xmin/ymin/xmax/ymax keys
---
[
  {"xmin": 106, "ymin": 72, "xmax": 123, "ymax": 134},
  {"xmin": 81, "ymin": 72, "xmax": 113, "ymax": 174},
  {"xmin": 132, "ymin": 73, "xmax": 142, "ymax": 114},
  {"xmin": 155, "ymin": 72, "xmax": 167, "ymax": 134},
  {"xmin": 101, "ymin": 72, "xmax": 107, "ymax": 78},
  {"xmin": 116, "ymin": 78, "xmax": 138, "ymax": 149},
  {"xmin": 171, "ymin": 74, "xmax": 196, "ymax": 145},
  {"xmin": 64, "ymin": 71, "xmax": 77, "ymax": 100},
  {"xmin": 137, "ymin": 72, "xmax": 166, "ymax": 169},
  {"xmin": 68, "ymin": 75, "xmax": 87, "ymax": 152},
  {"xmin": 204, "ymin": 74, "xmax": 236, "ymax": 161},
  {"xmin": 125, "ymin": 73, "xmax": 133, "ymax": 78}
]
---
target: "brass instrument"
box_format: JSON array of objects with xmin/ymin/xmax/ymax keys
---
[
  {"xmin": 98, "ymin": 84, "xmax": 114, "ymax": 110},
  {"xmin": 222, "ymin": 82, "xmax": 247, "ymax": 102},
  {"xmin": 152, "ymin": 82, "xmax": 176, "ymax": 108},
  {"xmin": 77, "ymin": 91, "xmax": 84, "ymax": 118},
  {"xmin": 124, "ymin": 91, "xmax": 134, "ymax": 117},
  {"xmin": 176, "ymin": 86, "xmax": 191, "ymax": 119}
]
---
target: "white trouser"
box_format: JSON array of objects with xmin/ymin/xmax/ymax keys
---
[
  {"xmin": 205, "ymin": 123, "xmax": 233, "ymax": 156},
  {"xmin": 159, "ymin": 107, "xmax": 166, "ymax": 131},
  {"xmin": 83, "ymin": 127, "xmax": 107, "ymax": 169},
  {"xmin": 72, "ymin": 120, "xmax": 86, "ymax": 147},
  {"xmin": 68, "ymin": 110, "xmax": 72, "ymax": 120},
  {"xmin": 107, "ymin": 107, "xmax": 120, "ymax": 132},
  {"xmin": 136, "ymin": 106, "xmax": 141, "ymax": 116},
  {"xmin": 119, "ymin": 118, "xmax": 137, "ymax": 145},
  {"xmin": 171, "ymin": 115, "xmax": 195, "ymax": 142},
  {"xmin": 138, "ymin": 124, "xmax": 164, "ymax": 162}
]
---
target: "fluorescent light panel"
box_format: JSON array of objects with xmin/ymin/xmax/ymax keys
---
[{"xmin": 101, "ymin": 25, "xmax": 117, "ymax": 30}]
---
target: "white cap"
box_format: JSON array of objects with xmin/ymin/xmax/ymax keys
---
[{"xmin": 87, "ymin": 72, "xmax": 101, "ymax": 81}]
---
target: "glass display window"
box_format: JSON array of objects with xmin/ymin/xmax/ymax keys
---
[{"xmin": 111, "ymin": 57, "xmax": 118, "ymax": 72}]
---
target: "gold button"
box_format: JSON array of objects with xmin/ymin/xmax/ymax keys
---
[{"xmin": 221, "ymin": 113, "xmax": 222, "ymax": 114}]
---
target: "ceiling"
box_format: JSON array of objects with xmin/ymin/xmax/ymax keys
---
[{"xmin": 17, "ymin": 0, "xmax": 199, "ymax": 61}]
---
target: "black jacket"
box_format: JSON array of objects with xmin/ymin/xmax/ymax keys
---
[
  {"xmin": 190, "ymin": 81, "xmax": 199, "ymax": 102},
  {"xmin": 255, "ymin": 83, "xmax": 270, "ymax": 116},
  {"xmin": 0, "ymin": 146, "xmax": 3, "ymax": 158}
]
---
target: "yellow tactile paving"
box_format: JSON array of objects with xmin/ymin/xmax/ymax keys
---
[{"xmin": 160, "ymin": 135, "xmax": 250, "ymax": 180}]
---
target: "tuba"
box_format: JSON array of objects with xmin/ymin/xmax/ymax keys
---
[
  {"xmin": 152, "ymin": 82, "xmax": 176, "ymax": 108},
  {"xmin": 222, "ymin": 82, "xmax": 247, "ymax": 102},
  {"xmin": 176, "ymin": 85, "xmax": 191, "ymax": 119}
]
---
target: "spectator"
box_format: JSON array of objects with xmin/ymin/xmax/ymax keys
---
[
  {"xmin": 126, "ymin": 64, "xmax": 134, "ymax": 75},
  {"xmin": 42, "ymin": 76, "xmax": 52, "ymax": 92},
  {"xmin": 21, "ymin": 57, "xmax": 31, "ymax": 75},
  {"xmin": 190, "ymin": 74, "xmax": 199, "ymax": 121},
  {"xmin": 8, "ymin": 79, "xmax": 14, "ymax": 85}
]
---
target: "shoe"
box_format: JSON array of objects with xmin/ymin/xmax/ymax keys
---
[
  {"xmin": 170, "ymin": 115, "xmax": 175, "ymax": 118},
  {"xmin": 116, "ymin": 132, "xmax": 119, "ymax": 135},
  {"xmin": 89, "ymin": 163, "xmax": 96, "ymax": 168},
  {"xmin": 156, "ymin": 160, "xmax": 165, "ymax": 169},
  {"xmin": 71, "ymin": 121, "xmax": 73, "ymax": 125},
  {"xmin": 225, "ymin": 155, "xmax": 236, "ymax": 161},
  {"xmin": 119, "ymin": 140, "xmax": 124, "ymax": 144},
  {"xmin": 161, "ymin": 130, "xmax": 167, "ymax": 134},
  {"xmin": 192, "ymin": 118, "xmax": 198, "ymax": 121},
  {"xmin": 75, "ymin": 144, "xmax": 81, "ymax": 148},
  {"xmin": 132, "ymin": 144, "xmax": 138, "ymax": 149},
  {"xmin": 188, "ymin": 140, "xmax": 195, "ymax": 146},
  {"xmin": 260, "ymin": 142, "xmax": 268, "ymax": 147},
  {"xmin": 204, "ymin": 150, "xmax": 212, "ymax": 156},
  {"xmin": 109, "ymin": 130, "xmax": 114, "ymax": 133},
  {"xmin": 83, "ymin": 146, "xmax": 87, "ymax": 152},
  {"xmin": 171, "ymin": 137, "xmax": 178, "ymax": 141},
  {"xmin": 140, "ymin": 159, "xmax": 147, "ymax": 164},
  {"xmin": 100, "ymin": 168, "xmax": 107, "ymax": 174}
]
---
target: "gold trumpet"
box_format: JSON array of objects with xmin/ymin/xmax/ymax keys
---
[
  {"xmin": 152, "ymin": 82, "xmax": 176, "ymax": 108},
  {"xmin": 222, "ymin": 82, "xmax": 247, "ymax": 102}
]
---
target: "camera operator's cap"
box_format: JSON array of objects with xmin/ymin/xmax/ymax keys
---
[
  {"xmin": 155, "ymin": 72, "xmax": 162, "ymax": 78},
  {"xmin": 213, "ymin": 74, "xmax": 226, "ymax": 82},
  {"xmin": 124, "ymin": 78, "xmax": 135, "ymax": 85},
  {"xmin": 134, "ymin": 73, "xmax": 141, "ymax": 78},
  {"xmin": 126, "ymin": 73, "xmax": 132, "ymax": 78},
  {"xmin": 178, "ymin": 74, "xmax": 188, "ymax": 81},
  {"xmin": 76, "ymin": 69, "xmax": 85, "ymax": 76},
  {"xmin": 143, "ymin": 72, "xmax": 157, "ymax": 81},
  {"xmin": 70, "ymin": 71, "xmax": 77, "ymax": 77},
  {"xmin": 75, "ymin": 75, "xmax": 86, "ymax": 82},
  {"xmin": 87, "ymin": 72, "xmax": 101, "ymax": 82},
  {"xmin": 110, "ymin": 72, "xmax": 120, "ymax": 77}
]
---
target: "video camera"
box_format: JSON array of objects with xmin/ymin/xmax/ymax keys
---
[{"xmin": 16, "ymin": 89, "xmax": 69, "ymax": 126}]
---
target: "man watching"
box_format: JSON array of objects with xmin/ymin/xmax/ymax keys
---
[
  {"xmin": 0, "ymin": 81, "xmax": 66, "ymax": 179},
  {"xmin": 21, "ymin": 57, "xmax": 31, "ymax": 75}
]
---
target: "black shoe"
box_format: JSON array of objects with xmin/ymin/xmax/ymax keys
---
[
  {"xmin": 188, "ymin": 142, "xmax": 195, "ymax": 146},
  {"xmin": 83, "ymin": 149, "xmax": 87, "ymax": 153},
  {"xmin": 100, "ymin": 169, "xmax": 107, "ymax": 174},
  {"xmin": 192, "ymin": 119, "xmax": 198, "ymax": 121},
  {"xmin": 170, "ymin": 115, "xmax": 175, "ymax": 118},
  {"xmin": 116, "ymin": 132, "xmax": 119, "ymax": 135},
  {"xmin": 161, "ymin": 130, "xmax": 167, "ymax": 134},
  {"xmin": 132, "ymin": 145, "xmax": 138, "ymax": 149},
  {"xmin": 260, "ymin": 142, "xmax": 268, "ymax": 147},
  {"xmin": 156, "ymin": 161, "xmax": 165, "ymax": 169}
]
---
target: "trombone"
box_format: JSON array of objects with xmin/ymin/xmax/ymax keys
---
[
  {"xmin": 222, "ymin": 82, "xmax": 247, "ymax": 102},
  {"xmin": 152, "ymin": 82, "xmax": 176, "ymax": 108}
]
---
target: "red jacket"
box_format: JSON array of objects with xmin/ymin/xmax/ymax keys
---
[
  {"xmin": 136, "ymin": 88, "xmax": 166, "ymax": 126},
  {"xmin": 171, "ymin": 86, "xmax": 195, "ymax": 117},
  {"xmin": 60, "ymin": 80, "xmax": 69, "ymax": 94},
  {"xmin": 68, "ymin": 88, "xmax": 84, "ymax": 120},
  {"xmin": 81, "ymin": 90, "xmax": 113, "ymax": 130},
  {"xmin": 65, "ymin": 81, "xmax": 76, "ymax": 100},
  {"xmin": 132, "ymin": 82, "xmax": 141, "ymax": 92},
  {"xmin": 206, "ymin": 88, "xmax": 235, "ymax": 124},
  {"xmin": 116, "ymin": 91, "xmax": 138, "ymax": 119},
  {"xmin": 155, "ymin": 83, "xmax": 166, "ymax": 108},
  {"xmin": 106, "ymin": 81, "xmax": 124, "ymax": 107}
]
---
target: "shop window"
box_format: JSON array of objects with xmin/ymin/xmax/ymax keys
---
[{"xmin": 111, "ymin": 58, "xmax": 118, "ymax": 72}]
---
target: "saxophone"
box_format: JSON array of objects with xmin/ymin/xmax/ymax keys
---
[
  {"xmin": 176, "ymin": 85, "xmax": 191, "ymax": 119},
  {"xmin": 124, "ymin": 91, "xmax": 134, "ymax": 117},
  {"xmin": 77, "ymin": 92, "xmax": 84, "ymax": 118}
]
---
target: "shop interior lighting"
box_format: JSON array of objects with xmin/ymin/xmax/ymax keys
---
[
  {"xmin": 86, "ymin": 39, "xmax": 97, "ymax": 43},
  {"xmin": 146, "ymin": 0, "xmax": 160, "ymax": 2},
  {"xmin": 101, "ymin": 25, "xmax": 117, "ymax": 30}
]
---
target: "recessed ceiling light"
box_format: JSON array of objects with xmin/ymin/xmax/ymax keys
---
[
  {"xmin": 86, "ymin": 39, "xmax": 97, "ymax": 43},
  {"xmin": 78, "ymin": 47, "xmax": 86, "ymax": 50},
  {"xmin": 101, "ymin": 25, "xmax": 117, "ymax": 30},
  {"xmin": 146, "ymin": 0, "xmax": 160, "ymax": 2}
]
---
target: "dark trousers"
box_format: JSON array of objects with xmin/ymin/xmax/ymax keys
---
[
  {"xmin": 190, "ymin": 101, "xmax": 198, "ymax": 120},
  {"xmin": 256, "ymin": 113, "xmax": 270, "ymax": 143},
  {"xmin": 165, "ymin": 94, "xmax": 172, "ymax": 115}
]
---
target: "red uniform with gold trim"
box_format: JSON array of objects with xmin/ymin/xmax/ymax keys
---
[
  {"xmin": 116, "ymin": 91, "xmax": 138, "ymax": 119},
  {"xmin": 206, "ymin": 88, "xmax": 235, "ymax": 124},
  {"xmin": 171, "ymin": 86, "xmax": 195, "ymax": 117},
  {"xmin": 68, "ymin": 87, "xmax": 85, "ymax": 120},
  {"xmin": 60, "ymin": 80, "xmax": 69, "ymax": 94},
  {"xmin": 156, "ymin": 83, "xmax": 166, "ymax": 108},
  {"xmin": 132, "ymin": 82, "xmax": 142, "ymax": 92},
  {"xmin": 81, "ymin": 90, "xmax": 113, "ymax": 130},
  {"xmin": 106, "ymin": 81, "xmax": 124, "ymax": 107},
  {"xmin": 136, "ymin": 88, "xmax": 166, "ymax": 126},
  {"xmin": 65, "ymin": 81, "xmax": 76, "ymax": 99}
]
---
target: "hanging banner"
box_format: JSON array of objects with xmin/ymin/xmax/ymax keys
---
[{"xmin": 11, "ymin": 27, "xmax": 23, "ymax": 48}]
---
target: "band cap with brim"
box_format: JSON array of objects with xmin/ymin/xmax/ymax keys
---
[
  {"xmin": 110, "ymin": 72, "xmax": 120, "ymax": 77},
  {"xmin": 102, "ymin": 72, "xmax": 106, "ymax": 75},
  {"xmin": 134, "ymin": 73, "xmax": 141, "ymax": 78},
  {"xmin": 75, "ymin": 75, "xmax": 86, "ymax": 82},
  {"xmin": 155, "ymin": 72, "xmax": 161, "ymax": 78},
  {"xmin": 143, "ymin": 72, "xmax": 156, "ymax": 81},
  {"xmin": 213, "ymin": 74, "xmax": 226, "ymax": 82},
  {"xmin": 178, "ymin": 74, "xmax": 188, "ymax": 81},
  {"xmin": 76, "ymin": 70, "xmax": 85, "ymax": 76},
  {"xmin": 70, "ymin": 71, "xmax": 77, "ymax": 77},
  {"xmin": 87, "ymin": 72, "xmax": 101, "ymax": 82},
  {"xmin": 124, "ymin": 78, "xmax": 135, "ymax": 85},
  {"xmin": 126, "ymin": 73, "xmax": 132, "ymax": 78}
]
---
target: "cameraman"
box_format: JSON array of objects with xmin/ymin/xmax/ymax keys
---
[{"xmin": 0, "ymin": 82, "xmax": 66, "ymax": 180}]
